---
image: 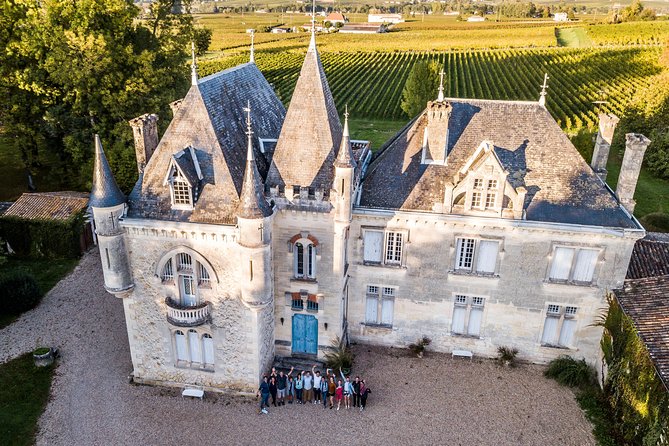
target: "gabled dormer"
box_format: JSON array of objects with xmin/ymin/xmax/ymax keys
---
[
  {"xmin": 164, "ymin": 147, "xmax": 203, "ymax": 210},
  {"xmin": 446, "ymin": 141, "xmax": 526, "ymax": 219}
]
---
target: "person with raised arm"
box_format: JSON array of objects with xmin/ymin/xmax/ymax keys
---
[{"xmin": 312, "ymin": 364, "xmax": 323, "ymax": 404}]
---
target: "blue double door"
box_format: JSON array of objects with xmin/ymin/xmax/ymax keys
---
[{"xmin": 292, "ymin": 314, "xmax": 318, "ymax": 355}]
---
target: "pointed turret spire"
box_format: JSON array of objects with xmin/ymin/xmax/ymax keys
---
[
  {"xmin": 437, "ymin": 69, "xmax": 445, "ymax": 102},
  {"xmin": 250, "ymin": 30, "xmax": 255, "ymax": 64},
  {"xmin": 90, "ymin": 134, "xmax": 125, "ymax": 208},
  {"xmin": 309, "ymin": 0, "xmax": 316, "ymax": 50},
  {"xmin": 539, "ymin": 73, "xmax": 549, "ymax": 107},
  {"xmin": 335, "ymin": 105, "xmax": 356, "ymax": 168},
  {"xmin": 238, "ymin": 102, "xmax": 272, "ymax": 219},
  {"xmin": 191, "ymin": 41, "xmax": 198, "ymax": 86}
]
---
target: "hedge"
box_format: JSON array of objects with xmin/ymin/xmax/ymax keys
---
[
  {"xmin": 0, "ymin": 272, "xmax": 41, "ymax": 315},
  {"xmin": 0, "ymin": 213, "xmax": 84, "ymax": 259}
]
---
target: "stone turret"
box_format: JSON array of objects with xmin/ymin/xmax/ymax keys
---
[
  {"xmin": 128, "ymin": 113, "xmax": 159, "ymax": 174},
  {"xmin": 616, "ymin": 133, "xmax": 651, "ymax": 214},
  {"xmin": 590, "ymin": 113, "xmax": 619, "ymax": 182},
  {"xmin": 90, "ymin": 134, "xmax": 133, "ymax": 296},
  {"xmin": 334, "ymin": 108, "xmax": 356, "ymax": 223}
]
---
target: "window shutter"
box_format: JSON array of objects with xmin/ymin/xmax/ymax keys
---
[
  {"xmin": 363, "ymin": 231, "xmax": 384, "ymax": 263},
  {"xmin": 549, "ymin": 247, "xmax": 574, "ymax": 280},
  {"xmin": 541, "ymin": 316, "xmax": 559, "ymax": 345},
  {"xmin": 203, "ymin": 335, "xmax": 215, "ymax": 365},
  {"xmin": 476, "ymin": 240, "xmax": 499, "ymax": 274},
  {"xmin": 365, "ymin": 296, "xmax": 378, "ymax": 323},
  {"xmin": 467, "ymin": 307, "xmax": 483, "ymax": 336},
  {"xmin": 572, "ymin": 249, "xmax": 598, "ymax": 282},
  {"xmin": 175, "ymin": 331, "xmax": 188, "ymax": 362},
  {"xmin": 381, "ymin": 298, "xmax": 394, "ymax": 325},
  {"xmin": 452, "ymin": 305, "xmax": 466, "ymax": 334},
  {"xmin": 559, "ymin": 318, "xmax": 576, "ymax": 347},
  {"xmin": 188, "ymin": 330, "xmax": 202, "ymax": 363}
]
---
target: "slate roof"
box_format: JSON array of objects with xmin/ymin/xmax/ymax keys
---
[
  {"xmin": 237, "ymin": 122, "xmax": 273, "ymax": 219},
  {"xmin": 3, "ymin": 192, "xmax": 89, "ymax": 221},
  {"xmin": 360, "ymin": 98, "xmax": 637, "ymax": 229},
  {"xmin": 335, "ymin": 114, "xmax": 356, "ymax": 168},
  {"xmin": 267, "ymin": 37, "xmax": 343, "ymax": 190},
  {"xmin": 615, "ymin": 275, "xmax": 669, "ymax": 389},
  {"xmin": 90, "ymin": 134, "xmax": 125, "ymax": 208},
  {"xmin": 627, "ymin": 232, "xmax": 669, "ymax": 279},
  {"xmin": 128, "ymin": 63, "xmax": 285, "ymax": 225}
]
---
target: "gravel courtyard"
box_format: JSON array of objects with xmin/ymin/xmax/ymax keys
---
[{"xmin": 0, "ymin": 252, "xmax": 595, "ymax": 446}]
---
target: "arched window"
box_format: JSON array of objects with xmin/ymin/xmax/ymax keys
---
[
  {"xmin": 174, "ymin": 330, "xmax": 188, "ymax": 362},
  {"xmin": 202, "ymin": 333, "xmax": 214, "ymax": 366},
  {"xmin": 173, "ymin": 330, "xmax": 215, "ymax": 369},
  {"xmin": 294, "ymin": 240, "xmax": 316, "ymax": 279},
  {"xmin": 159, "ymin": 250, "xmax": 214, "ymax": 307},
  {"xmin": 188, "ymin": 329, "xmax": 202, "ymax": 364}
]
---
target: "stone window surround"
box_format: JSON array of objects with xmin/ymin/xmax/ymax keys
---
[
  {"xmin": 544, "ymin": 242, "xmax": 603, "ymax": 287},
  {"xmin": 450, "ymin": 234, "xmax": 504, "ymax": 277},
  {"xmin": 360, "ymin": 226, "xmax": 409, "ymax": 268},
  {"xmin": 539, "ymin": 303, "xmax": 579, "ymax": 349},
  {"xmin": 156, "ymin": 246, "xmax": 218, "ymax": 306},
  {"xmin": 450, "ymin": 293, "xmax": 486, "ymax": 338},
  {"xmin": 364, "ymin": 284, "xmax": 396, "ymax": 328},
  {"xmin": 170, "ymin": 327, "xmax": 215, "ymax": 371}
]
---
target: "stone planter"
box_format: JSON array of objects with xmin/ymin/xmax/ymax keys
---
[{"xmin": 33, "ymin": 348, "xmax": 55, "ymax": 367}]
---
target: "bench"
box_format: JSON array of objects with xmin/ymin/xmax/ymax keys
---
[
  {"xmin": 182, "ymin": 387, "xmax": 205, "ymax": 400},
  {"xmin": 452, "ymin": 349, "xmax": 473, "ymax": 361}
]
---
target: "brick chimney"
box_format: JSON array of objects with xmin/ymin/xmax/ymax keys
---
[
  {"xmin": 423, "ymin": 101, "xmax": 452, "ymax": 164},
  {"xmin": 590, "ymin": 113, "xmax": 619, "ymax": 182},
  {"xmin": 616, "ymin": 133, "xmax": 651, "ymax": 214},
  {"xmin": 128, "ymin": 113, "xmax": 159, "ymax": 174}
]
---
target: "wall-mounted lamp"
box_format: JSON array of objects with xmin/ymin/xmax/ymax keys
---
[
  {"xmin": 280, "ymin": 317, "xmax": 284, "ymax": 326},
  {"xmin": 324, "ymin": 322, "xmax": 328, "ymax": 331}
]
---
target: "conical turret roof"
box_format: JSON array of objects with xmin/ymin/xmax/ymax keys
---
[
  {"xmin": 266, "ymin": 34, "xmax": 342, "ymax": 189},
  {"xmin": 90, "ymin": 134, "xmax": 125, "ymax": 208},
  {"xmin": 237, "ymin": 107, "xmax": 273, "ymax": 219},
  {"xmin": 335, "ymin": 108, "xmax": 356, "ymax": 168}
]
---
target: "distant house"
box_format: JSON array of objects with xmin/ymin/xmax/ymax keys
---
[
  {"xmin": 325, "ymin": 12, "xmax": 347, "ymax": 25},
  {"xmin": 339, "ymin": 23, "xmax": 386, "ymax": 34},
  {"xmin": 554, "ymin": 12, "xmax": 568, "ymax": 22},
  {"xmin": 368, "ymin": 13, "xmax": 403, "ymax": 23},
  {"xmin": 467, "ymin": 15, "xmax": 485, "ymax": 22},
  {"xmin": 271, "ymin": 27, "xmax": 290, "ymax": 33}
]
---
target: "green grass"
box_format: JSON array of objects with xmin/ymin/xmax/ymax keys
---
[
  {"xmin": 0, "ymin": 353, "xmax": 56, "ymax": 446},
  {"xmin": 349, "ymin": 119, "xmax": 405, "ymax": 151},
  {"xmin": 556, "ymin": 27, "xmax": 594, "ymax": 48}
]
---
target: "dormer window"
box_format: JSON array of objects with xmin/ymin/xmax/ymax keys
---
[
  {"xmin": 471, "ymin": 177, "xmax": 498, "ymax": 210},
  {"xmin": 171, "ymin": 170, "xmax": 192, "ymax": 206},
  {"xmin": 164, "ymin": 147, "xmax": 203, "ymax": 210}
]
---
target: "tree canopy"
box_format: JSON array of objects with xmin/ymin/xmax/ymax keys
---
[
  {"xmin": 400, "ymin": 61, "xmax": 441, "ymax": 119},
  {"xmin": 0, "ymin": 0, "xmax": 199, "ymax": 193}
]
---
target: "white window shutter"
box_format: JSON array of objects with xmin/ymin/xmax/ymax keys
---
[
  {"xmin": 549, "ymin": 247, "xmax": 574, "ymax": 280},
  {"xmin": 381, "ymin": 299, "xmax": 394, "ymax": 325},
  {"xmin": 476, "ymin": 240, "xmax": 499, "ymax": 274},
  {"xmin": 452, "ymin": 306, "xmax": 466, "ymax": 334},
  {"xmin": 467, "ymin": 307, "xmax": 483, "ymax": 336},
  {"xmin": 365, "ymin": 296, "xmax": 378, "ymax": 323},
  {"xmin": 541, "ymin": 316, "xmax": 559, "ymax": 345},
  {"xmin": 175, "ymin": 332, "xmax": 188, "ymax": 362},
  {"xmin": 572, "ymin": 249, "xmax": 598, "ymax": 282},
  {"xmin": 559, "ymin": 319, "xmax": 576, "ymax": 347},
  {"xmin": 203, "ymin": 336, "xmax": 215, "ymax": 365},
  {"xmin": 188, "ymin": 330, "xmax": 202, "ymax": 363},
  {"xmin": 363, "ymin": 231, "xmax": 384, "ymax": 263}
]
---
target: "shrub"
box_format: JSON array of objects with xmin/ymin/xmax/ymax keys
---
[
  {"xmin": 544, "ymin": 355, "xmax": 597, "ymax": 388},
  {"xmin": 0, "ymin": 272, "xmax": 41, "ymax": 315},
  {"xmin": 640, "ymin": 212, "xmax": 669, "ymax": 232},
  {"xmin": 408, "ymin": 336, "xmax": 432, "ymax": 357},
  {"xmin": 324, "ymin": 336, "xmax": 354, "ymax": 371},
  {"xmin": 497, "ymin": 346, "xmax": 519, "ymax": 367}
]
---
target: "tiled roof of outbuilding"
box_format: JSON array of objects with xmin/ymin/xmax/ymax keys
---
[
  {"xmin": 360, "ymin": 98, "xmax": 637, "ymax": 229},
  {"xmin": 615, "ymin": 275, "xmax": 669, "ymax": 389},
  {"xmin": 3, "ymin": 192, "xmax": 89, "ymax": 221},
  {"xmin": 627, "ymin": 232, "xmax": 669, "ymax": 279}
]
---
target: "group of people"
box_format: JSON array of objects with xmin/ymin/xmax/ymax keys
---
[{"xmin": 256, "ymin": 365, "xmax": 371, "ymax": 415}]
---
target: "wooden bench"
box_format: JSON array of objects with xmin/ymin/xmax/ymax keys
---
[
  {"xmin": 452, "ymin": 349, "xmax": 473, "ymax": 361},
  {"xmin": 182, "ymin": 387, "xmax": 205, "ymax": 400}
]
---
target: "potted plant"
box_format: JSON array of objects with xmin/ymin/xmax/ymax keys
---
[
  {"xmin": 324, "ymin": 336, "xmax": 354, "ymax": 374},
  {"xmin": 409, "ymin": 336, "xmax": 432, "ymax": 358},
  {"xmin": 497, "ymin": 346, "xmax": 519, "ymax": 367},
  {"xmin": 33, "ymin": 347, "xmax": 54, "ymax": 367}
]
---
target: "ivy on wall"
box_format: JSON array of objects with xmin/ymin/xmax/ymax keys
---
[
  {"xmin": 0, "ymin": 213, "xmax": 84, "ymax": 259},
  {"xmin": 601, "ymin": 295, "xmax": 669, "ymax": 445}
]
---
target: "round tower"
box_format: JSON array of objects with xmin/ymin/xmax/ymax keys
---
[
  {"xmin": 333, "ymin": 108, "xmax": 356, "ymax": 224},
  {"xmin": 90, "ymin": 134, "xmax": 133, "ymax": 296}
]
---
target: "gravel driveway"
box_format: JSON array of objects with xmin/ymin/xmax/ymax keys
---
[{"xmin": 0, "ymin": 251, "xmax": 595, "ymax": 446}]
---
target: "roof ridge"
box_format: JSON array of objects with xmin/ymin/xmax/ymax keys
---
[{"xmin": 198, "ymin": 62, "xmax": 253, "ymax": 84}]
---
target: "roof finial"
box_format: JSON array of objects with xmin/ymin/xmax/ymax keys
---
[
  {"xmin": 539, "ymin": 73, "xmax": 549, "ymax": 107},
  {"xmin": 191, "ymin": 41, "xmax": 198, "ymax": 86},
  {"xmin": 309, "ymin": 0, "xmax": 316, "ymax": 50},
  {"xmin": 335, "ymin": 104, "xmax": 356, "ymax": 168},
  {"xmin": 250, "ymin": 30, "xmax": 255, "ymax": 64},
  {"xmin": 437, "ymin": 69, "xmax": 445, "ymax": 102},
  {"xmin": 244, "ymin": 100, "xmax": 254, "ymax": 162}
]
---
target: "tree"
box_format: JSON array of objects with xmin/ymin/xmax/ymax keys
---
[
  {"xmin": 0, "ymin": 0, "xmax": 195, "ymax": 193},
  {"xmin": 400, "ymin": 61, "xmax": 442, "ymax": 119}
]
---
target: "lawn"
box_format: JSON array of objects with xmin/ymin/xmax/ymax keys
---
[
  {"xmin": 348, "ymin": 119, "xmax": 405, "ymax": 151},
  {"xmin": 0, "ymin": 353, "xmax": 56, "ymax": 446},
  {"xmin": 556, "ymin": 27, "xmax": 594, "ymax": 48}
]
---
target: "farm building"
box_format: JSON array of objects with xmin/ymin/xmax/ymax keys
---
[
  {"xmin": 554, "ymin": 12, "xmax": 569, "ymax": 22},
  {"xmin": 467, "ymin": 15, "xmax": 485, "ymax": 22},
  {"xmin": 368, "ymin": 13, "xmax": 404, "ymax": 23},
  {"xmin": 325, "ymin": 12, "xmax": 347, "ymax": 25},
  {"xmin": 92, "ymin": 23, "xmax": 648, "ymax": 394},
  {"xmin": 339, "ymin": 23, "xmax": 386, "ymax": 34}
]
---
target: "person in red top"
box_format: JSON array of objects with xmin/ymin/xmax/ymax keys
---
[{"xmin": 335, "ymin": 379, "xmax": 344, "ymax": 410}]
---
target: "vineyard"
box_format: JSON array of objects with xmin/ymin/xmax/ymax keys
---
[{"xmin": 199, "ymin": 47, "xmax": 661, "ymax": 130}]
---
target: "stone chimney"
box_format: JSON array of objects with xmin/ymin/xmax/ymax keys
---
[
  {"xmin": 169, "ymin": 99, "xmax": 183, "ymax": 117},
  {"xmin": 616, "ymin": 133, "xmax": 651, "ymax": 214},
  {"xmin": 590, "ymin": 113, "xmax": 619, "ymax": 182},
  {"xmin": 424, "ymin": 101, "xmax": 452, "ymax": 164},
  {"xmin": 128, "ymin": 113, "xmax": 159, "ymax": 174}
]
